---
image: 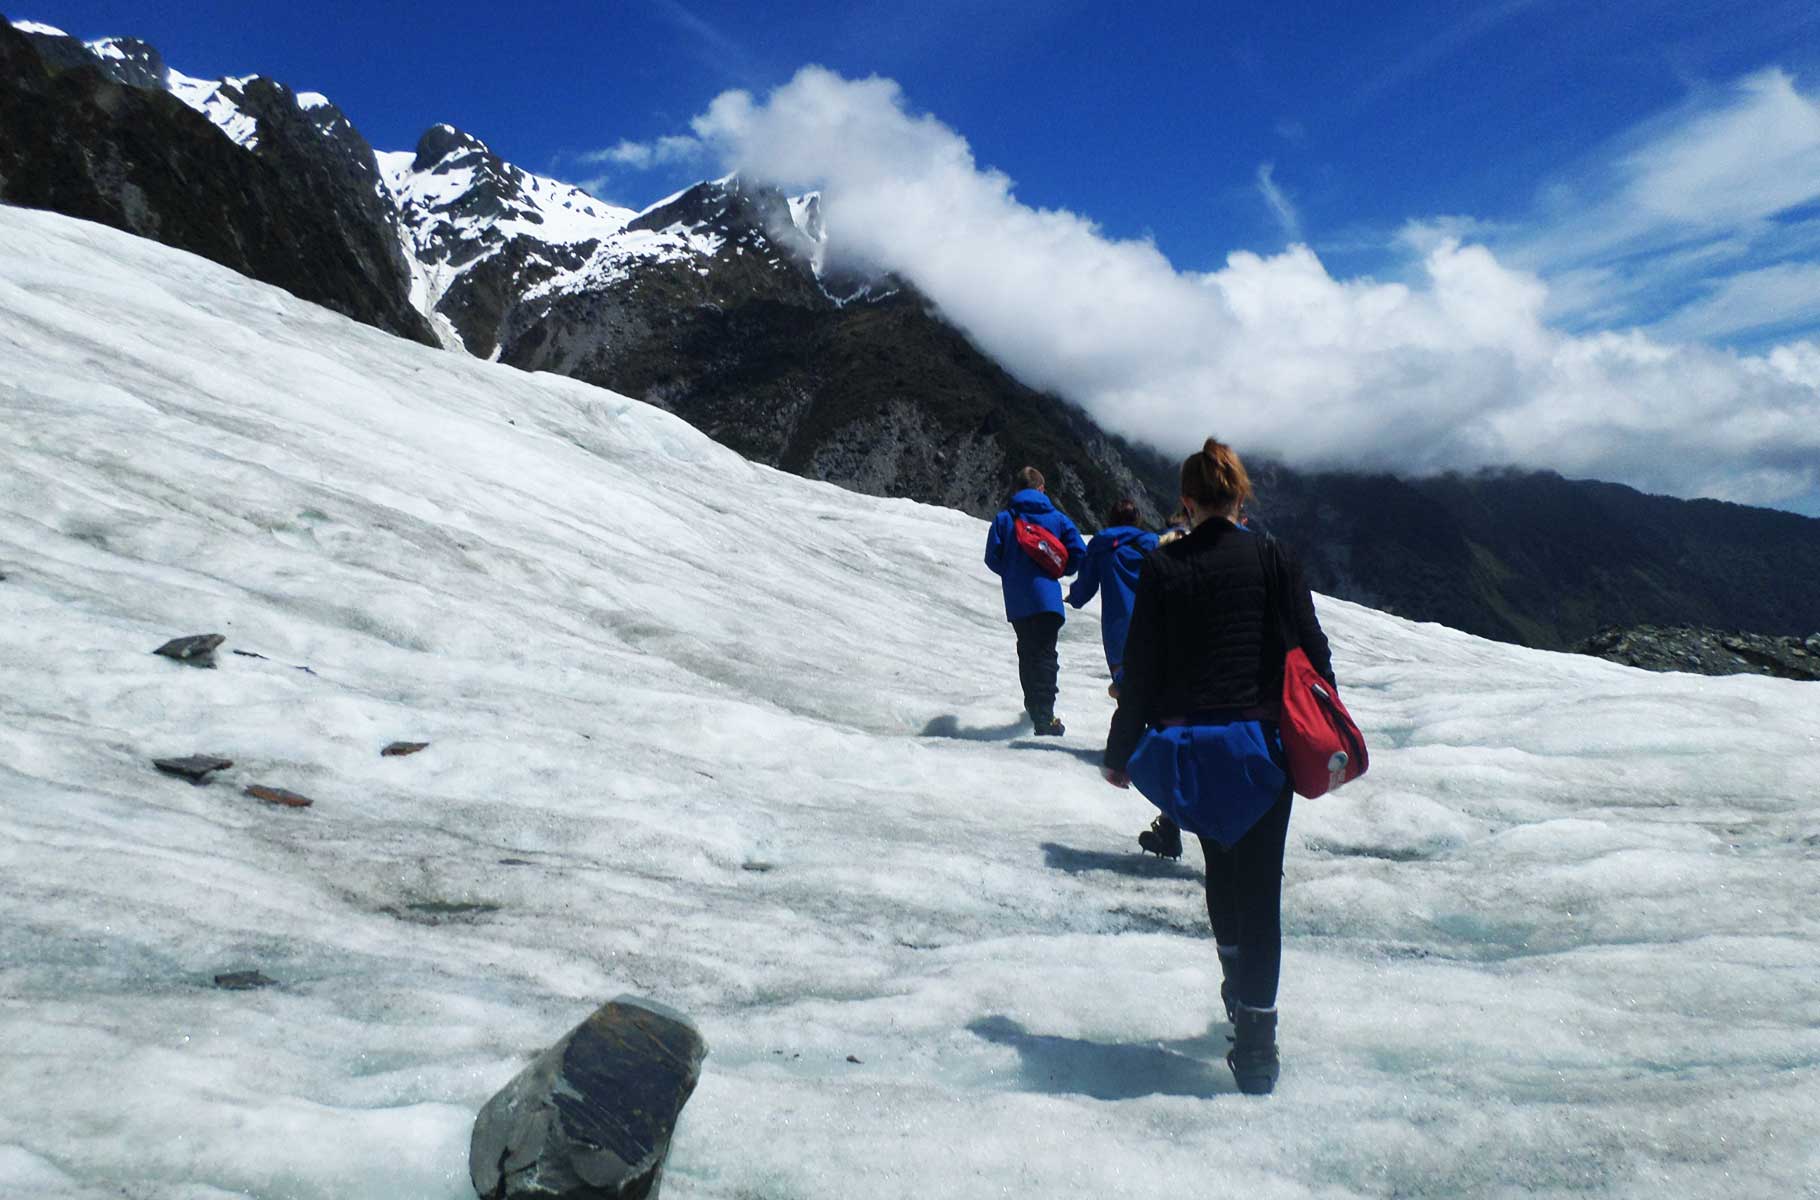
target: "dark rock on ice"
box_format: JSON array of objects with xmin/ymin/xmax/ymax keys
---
[
  {"xmin": 381, "ymin": 741, "xmax": 430, "ymax": 757},
  {"xmin": 402, "ymin": 900, "xmax": 499, "ymax": 922},
  {"xmin": 470, "ymin": 995, "xmax": 706, "ymax": 1200},
  {"xmin": 245, "ymin": 784, "xmax": 313, "ymax": 808},
  {"xmin": 213, "ymin": 970, "xmax": 276, "ymax": 990},
  {"xmin": 153, "ymin": 755, "xmax": 233, "ymax": 783},
  {"xmin": 152, "ymin": 633, "xmax": 225, "ymax": 667},
  {"xmin": 1578, "ymin": 625, "xmax": 1820, "ymax": 681}
]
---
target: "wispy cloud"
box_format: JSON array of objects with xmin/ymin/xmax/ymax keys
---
[
  {"xmin": 1255, "ymin": 163, "xmax": 1302, "ymax": 243},
  {"xmin": 1506, "ymin": 68, "xmax": 1820, "ymax": 343},
  {"xmin": 686, "ymin": 67, "xmax": 1820, "ymax": 508},
  {"xmin": 648, "ymin": 0, "xmax": 758, "ymax": 79},
  {"xmin": 1351, "ymin": 0, "xmax": 1550, "ymax": 109},
  {"xmin": 1650, "ymin": 261, "xmax": 1820, "ymax": 342},
  {"xmin": 579, "ymin": 135, "xmax": 706, "ymax": 169}
]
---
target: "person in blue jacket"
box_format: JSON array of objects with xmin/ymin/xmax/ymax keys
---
[
  {"xmin": 983, "ymin": 466, "xmax": 1088, "ymax": 735},
  {"xmin": 1067, "ymin": 498, "xmax": 1160, "ymax": 700}
]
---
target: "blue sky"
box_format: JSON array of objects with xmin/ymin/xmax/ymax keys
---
[
  {"xmin": 16, "ymin": 1, "xmax": 1820, "ymax": 512},
  {"xmin": 23, "ymin": 1, "xmax": 1817, "ymax": 326}
]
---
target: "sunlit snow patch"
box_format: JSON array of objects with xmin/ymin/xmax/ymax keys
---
[{"xmin": 0, "ymin": 206, "xmax": 1816, "ymax": 1200}]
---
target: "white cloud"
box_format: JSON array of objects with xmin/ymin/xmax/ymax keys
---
[
  {"xmin": 579, "ymin": 135, "xmax": 705, "ymax": 169},
  {"xmin": 1255, "ymin": 163, "xmax": 1302, "ymax": 243},
  {"xmin": 690, "ymin": 67, "xmax": 1820, "ymax": 507}
]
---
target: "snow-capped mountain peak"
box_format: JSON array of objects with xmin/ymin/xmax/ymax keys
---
[
  {"xmin": 81, "ymin": 35, "xmax": 166, "ymax": 89},
  {"xmin": 385, "ymin": 123, "xmax": 635, "ymax": 266},
  {"xmin": 163, "ymin": 69, "xmax": 263, "ymax": 148}
]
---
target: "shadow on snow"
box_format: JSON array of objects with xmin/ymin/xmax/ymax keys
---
[
  {"xmin": 968, "ymin": 1014, "xmax": 1234, "ymax": 1100},
  {"xmin": 1040, "ymin": 841, "xmax": 1200, "ymax": 880},
  {"xmin": 919, "ymin": 714, "xmax": 1028, "ymax": 741},
  {"xmin": 1012, "ymin": 741, "xmax": 1105, "ymax": 765}
]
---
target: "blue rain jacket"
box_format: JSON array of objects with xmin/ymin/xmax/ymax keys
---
[
  {"xmin": 983, "ymin": 489, "xmax": 1087, "ymax": 621},
  {"xmin": 1067, "ymin": 525, "xmax": 1160, "ymax": 675}
]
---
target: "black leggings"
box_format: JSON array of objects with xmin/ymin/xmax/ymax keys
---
[
  {"xmin": 1197, "ymin": 787, "xmax": 1293, "ymax": 1010},
  {"xmin": 1011, "ymin": 611, "xmax": 1063, "ymax": 718}
]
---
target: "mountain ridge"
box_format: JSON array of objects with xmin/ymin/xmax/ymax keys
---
[{"xmin": 3, "ymin": 13, "xmax": 1814, "ymax": 654}]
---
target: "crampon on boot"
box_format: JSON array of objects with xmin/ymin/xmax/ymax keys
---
[
  {"xmin": 1032, "ymin": 714, "xmax": 1066, "ymax": 736},
  {"xmin": 1228, "ymin": 1006, "xmax": 1280, "ymax": 1096},
  {"xmin": 1137, "ymin": 815, "xmax": 1182, "ymax": 859}
]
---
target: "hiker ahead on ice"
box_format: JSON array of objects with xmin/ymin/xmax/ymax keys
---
[
  {"xmin": 1066, "ymin": 497, "xmax": 1159, "ymax": 699},
  {"xmin": 1100, "ymin": 437, "xmax": 1335, "ymax": 1097},
  {"xmin": 983, "ymin": 466, "xmax": 1087, "ymax": 736}
]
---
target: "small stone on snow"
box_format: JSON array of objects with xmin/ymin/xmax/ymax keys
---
[
  {"xmin": 153, "ymin": 755, "xmax": 233, "ymax": 784},
  {"xmin": 152, "ymin": 633, "xmax": 225, "ymax": 667},
  {"xmin": 245, "ymin": 784, "xmax": 313, "ymax": 808},
  {"xmin": 213, "ymin": 970, "xmax": 276, "ymax": 990}
]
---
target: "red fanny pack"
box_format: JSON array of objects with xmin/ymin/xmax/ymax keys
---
[
  {"xmin": 1260, "ymin": 536, "xmax": 1369, "ymax": 798},
  {"xmin": 1014, "ymin": 516, "xmax": 1069, "ymax": 579}
]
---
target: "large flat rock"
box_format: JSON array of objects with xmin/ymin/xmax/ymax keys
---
[{"xmin": 470, "ymin": 996, "xmax": 706, "ymax": 1200}]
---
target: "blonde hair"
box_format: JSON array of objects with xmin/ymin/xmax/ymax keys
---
[{"xmin": 1179, "ymin": 437, "xmax": 1252, "ymax": 513}]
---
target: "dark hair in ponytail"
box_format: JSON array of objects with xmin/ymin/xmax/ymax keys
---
[{"xmin": 1179, "ymin": 437, "xmax": 1252, "ymax": 512}]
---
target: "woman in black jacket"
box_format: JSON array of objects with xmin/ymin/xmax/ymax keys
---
[{"xmin": 1102, "ymin": 437, "xmax": 1333, "ymax": 1096}]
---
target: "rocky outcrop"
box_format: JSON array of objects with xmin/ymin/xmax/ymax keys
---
[
  {"xmin": 389, "ymin": 125, "xmax": 632, "ymax": 357},
  {"xmin": 1578, "ymin": 626, "xmax": 1820, "ymax": 680},
  {"xmin": 470, "ymin": 996, "xmax": 706, "ymax": 1200},
  {"xmin": 0, "ymin": 20, "xmax": 436, "ymax": 345}
]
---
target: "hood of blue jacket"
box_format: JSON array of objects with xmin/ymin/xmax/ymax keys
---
[
  {"xmin": 1093, "ymin": 524, "xmax": 1152, "ymax": 546},
  {"xmin": 1007, "ymin": 489, "xmax": 1056, "ymax": 517}
]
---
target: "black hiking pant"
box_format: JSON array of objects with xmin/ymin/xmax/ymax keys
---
[
  {"xmin": 1011, "ymin": 611, "xmax": 1063, "ymax": 721},
  {"xmin": 1198, "ymin": 787, "xmax": 1293, "ymax": 1011}
]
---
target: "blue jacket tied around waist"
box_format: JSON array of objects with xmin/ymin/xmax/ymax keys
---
[
  {"xmin": 983, "ymin": 490, "xmax": 1087, "ymax": 622},
  {"xmin": 1127, "ymin": 721, "xmax": 1288, "ymax": 847},
  {"xmin": 1067, "ymin": 524, "xmax": 1160, "ymax": 673}
]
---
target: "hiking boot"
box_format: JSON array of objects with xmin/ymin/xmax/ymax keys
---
[
  {"xmin": 1032, "ymin": 715, "xmax": 1066, "ymax": 736},
  {"xmin": 1138, "ymin": 815, "xmax": 1182, "ymax": 859},
  {"xmin": 1227, "ymin": 1006, "xmax": 1279, "ymax": 1096}
]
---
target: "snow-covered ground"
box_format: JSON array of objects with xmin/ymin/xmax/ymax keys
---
[{"xmin": 1, "ymin": 205, "xmax": 1816, "ymax": 1199}]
